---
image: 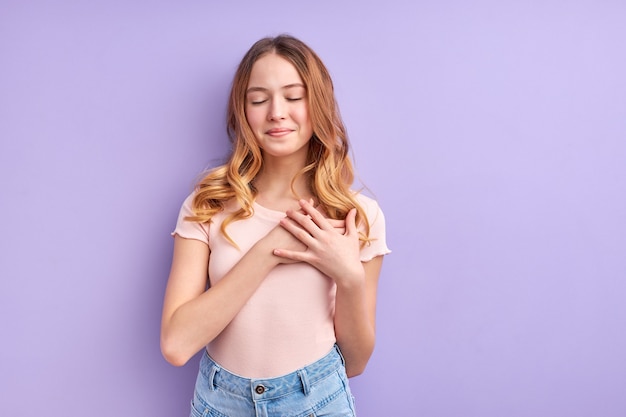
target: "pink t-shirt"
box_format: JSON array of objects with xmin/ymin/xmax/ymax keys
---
[{"xmin": 172, "ymin": 192, "xmax": 390, "ymax": 378}]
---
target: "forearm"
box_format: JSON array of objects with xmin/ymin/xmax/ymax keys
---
[
  {"xmin": 333, "ymin": 269, "xmax": 376, "ymax": 377},
  {"xmin": 161, "ymin": 242, "xmax": 279, "ymax": 366}
]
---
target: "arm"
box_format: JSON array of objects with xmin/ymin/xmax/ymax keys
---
[
  {"xmin": 273, "ymin": 199, "xmax": 384, "ymax": 376},
  {"xmin": 334, "ymin": 255, "xmax": 383, "ymax": 377},
  {"xmin": 160, "ymin": 225, "xmax": 304, "ymax": 366}
]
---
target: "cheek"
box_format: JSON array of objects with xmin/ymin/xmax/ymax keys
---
[
  {"xmin": 294, "ymin": 105, "xmax": 311, "ymax": 130},
  {"xmin": 245, "ymin": 107, "xmax": 264, "ymax": 131}
]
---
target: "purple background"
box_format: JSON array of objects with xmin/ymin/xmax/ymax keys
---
[{"xmin": 1, "ymin": 1, "xmax": 625, "ymax": 416}]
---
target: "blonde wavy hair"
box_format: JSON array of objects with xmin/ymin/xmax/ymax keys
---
[{"xmin": 186, "ymin": 34, "xmax": 370, "ymax": 246}]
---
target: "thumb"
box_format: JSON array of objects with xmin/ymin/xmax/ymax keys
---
[{"xmin": 345, "ymin": 208, "xmax": 358, "ymax": 235}]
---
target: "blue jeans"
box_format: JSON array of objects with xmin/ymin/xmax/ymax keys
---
[{"xmin": 190, "ymin": 345, "xmax": 357, "ymax": 417}]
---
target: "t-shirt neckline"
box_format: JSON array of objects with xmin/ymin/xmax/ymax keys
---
[{"xmin": 252, "ymin": 201, "xmax": 287, "ymax": 221}]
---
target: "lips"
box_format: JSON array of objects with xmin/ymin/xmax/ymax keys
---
[{"xmin": 265, "ymin": 128, "xmax": 294, "ymax": 137}]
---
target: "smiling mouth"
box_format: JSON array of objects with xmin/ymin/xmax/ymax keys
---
[{"xmin": 266, "ymin": 128, "xmax": 294, "ymax": 137}]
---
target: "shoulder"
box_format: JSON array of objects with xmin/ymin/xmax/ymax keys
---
[
  {"xmin": 180, "ymin": 191, "xmax": 238, "ymax": 216},
  {"xmin": 353, "ymin": 191, "xmax": 376, "ymax": 204},
  {"xmin": 175, "ymin": 192, "xmax": 197, "ymax": 220},
  {"xmin": 180, "ymin": 192, "xmax": 195, "ymax": 211},
  {"xmin": 352, "ymin": 191, "xmax": 391, "ymax": 260},
  {"xmin": 172, "ymin": 192, "xmax": 211, "ymax": 244},
  {"xmin": 352, "ymin": 191, "xmax": 385, "ymax": 223}
]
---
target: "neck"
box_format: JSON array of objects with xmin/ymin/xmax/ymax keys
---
[{"xmin": 254, "ymin": 154, "xmax": 311, "ymax": 201}]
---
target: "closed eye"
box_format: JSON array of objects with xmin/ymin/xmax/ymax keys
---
[{"xmin": 286, "ymin": 97, "xmax": 303, "ymax": 102}]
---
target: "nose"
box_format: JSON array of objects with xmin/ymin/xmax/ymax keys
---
[{"xmin": 268, "ymin": 98, "xmax": 286, "ymax": 121}]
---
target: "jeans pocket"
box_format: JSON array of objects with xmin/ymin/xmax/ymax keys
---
[
  {"xmin": 190, "ymin": 398, "xmax": 204, "ymax": 417},
  {"xmin": 309, "ymin": 371, "xmax": 356, "ymax": 417},
  {"xmin": 190, "ymin": 391, "xmax": 236, "ymax": 417},
  {"xmin": 312, "ymin": 393, "xmax": 356, "ymax": 417}
]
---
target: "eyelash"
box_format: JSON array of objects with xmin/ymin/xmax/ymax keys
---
[{"xmin": 250, "ymin": 97, "xmax": 303, "ymax": 105}]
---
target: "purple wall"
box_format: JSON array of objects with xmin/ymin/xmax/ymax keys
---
[{"xmin": 1, "ymin": 1, "xmax": 625, "ymax": 416}]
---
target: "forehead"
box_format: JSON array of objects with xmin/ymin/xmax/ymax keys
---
[{"xmin": 247, "ymin": 53, "xmax": 304, "ymax": 89}]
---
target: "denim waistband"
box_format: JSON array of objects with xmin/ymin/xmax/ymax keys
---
[{"xmin": 199, "ymin": 345, "xmax": 345, "ymax": 400}]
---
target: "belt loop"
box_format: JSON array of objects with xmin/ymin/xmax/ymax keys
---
[
  {"xmin": 208, "ymin": 364, "xmax": 220, "ymax": 391},
  {"xmin": 298, "ymin": 369, "xmax": 310, "ymax": 396}
]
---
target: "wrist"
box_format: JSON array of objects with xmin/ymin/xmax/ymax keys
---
[
  {"xmin": 250, "ymin": 240, "xmax": 282, "ymax": 269},
  {"xmin": 334, "ymin": 268, "xmax": 366, "ymax": 291}
]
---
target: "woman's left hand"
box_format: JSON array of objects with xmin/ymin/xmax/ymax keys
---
[{"xmin": 273, "ymin": 199, "xmax": 364, "ymax": 285}]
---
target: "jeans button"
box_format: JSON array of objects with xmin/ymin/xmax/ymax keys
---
[{"xmin": 255, "ymin": 385, "xmax": 266, "ymax": 394}]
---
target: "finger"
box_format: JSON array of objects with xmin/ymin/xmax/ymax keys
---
[
  {"xmin": 299, "ymin": 199, "xmax": 333, "ymax": 231},
  {"xmin": 295, "ymin": 199, "xmax": 314, "ymax": 215},
  {"xmin": 285, "ymin": 209, "xmax": 315, "ymax": 229},
  {"xmin": 326, "ymin": 218, "xmax": 346, "ymax": 235},
  {"xmin": 273, "ymin": 248, "xmax": 313, "ymax": 263},
  {"xmin": 345, "ymin": 208, "xmax": 358, "ymax": 236},
  {"xmin": 285, "ymin": 209, "xmax": 328, "ymax": 240},
  {"xmin": 327, "ymin": 218, "xmax": 346, "ymax": 228},
  {"xmin": 313, "ymin": 203, "xmax": 329, "ymax": 218},
  {"xmin": 306, "ymin": 202, "xmax": 344, "ymax": 230},
  {"xmin": 280, "ymin": 217, "xmax": 317, "ymax": 246}
]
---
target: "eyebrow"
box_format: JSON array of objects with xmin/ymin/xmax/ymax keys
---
[{"xmin": 246, "ymin": 83, "xmax": 306, "ymax": 94}]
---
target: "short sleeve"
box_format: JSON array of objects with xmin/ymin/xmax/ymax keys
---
[
  {"xmin": 171, "ymin": 193, "xmax": 210, "ymax": 245},
  {"xmin": 357, "ymin": 194, "xmax": 392, "ymax": 262}
]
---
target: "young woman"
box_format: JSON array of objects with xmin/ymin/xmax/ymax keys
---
[{"xmin": 161, "ymin": 34, "xmax": 390, "ymax": 417}]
